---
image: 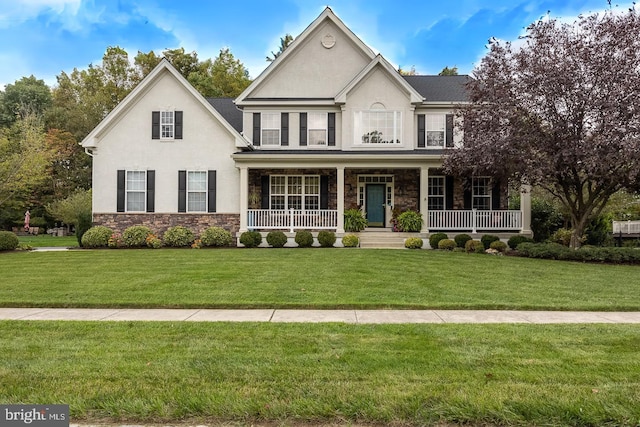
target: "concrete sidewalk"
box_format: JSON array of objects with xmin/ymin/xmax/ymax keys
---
[{"xmin": 1, "ymin": 308, "xmax": 640, "ymax": 323}]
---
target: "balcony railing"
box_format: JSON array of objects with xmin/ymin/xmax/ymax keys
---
[
  {"xmin": 612, "ymin": 220, "xmax": 640, "ymax": 234},
  {"xmin": 428, "ymin": 209, "xmax": 522, "ymax": 233},
  {"xmin": 248, "ymin": 209, "xmax": 338, "ymax": 232}
]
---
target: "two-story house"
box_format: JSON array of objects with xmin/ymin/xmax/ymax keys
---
[{"xmin": 81, "ymin": 7, "xmax": 532, "ymax": 242}]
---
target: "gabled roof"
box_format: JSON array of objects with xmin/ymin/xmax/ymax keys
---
[
  {"xmin": 335, "ymin": 55, "xmax": 424, "ymax": 104},
  {"xmin": 81, "ymin": 58, "xmax": 249, "ymax": 149},
  {"xmin": 235, "ymin": 7, "xmax": 376, "ymax": 106},
  {"xmin": 403, "ymin": 75, "xmax": 471, "ymax": 103}
]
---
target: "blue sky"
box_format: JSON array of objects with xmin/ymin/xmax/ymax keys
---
[{"xmin": 0, "ymin": 0, "xmax": 633, "ymax": 89}]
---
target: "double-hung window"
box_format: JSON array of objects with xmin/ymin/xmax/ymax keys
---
[
  {"xmin": 428, "ymin": 176, "xmax": 445, "ymax": 210},
  {"xmin": 261, "ymin": 113, "xmax": 281, "ymax": 146},
  {"xmin": 187, "ymin": 171, "xmax": 207, "ymax": 212},
  {"xmin": 472, "ymin": 177, "xmax": 492, "ymax": 210},
  {"xmin": 126, "ymin": 171, "xmax": 146, "ymax": 212},
  {"xmin": 355, "ymin": 110, "xmax": 401, "ymax": 144},
  {"xmin": 308, "ymin": 113, "xmax": 327, "ymax": 146},
  {"xmin": 270, "ymin": 176, "xmax": 320, "ymax": 210},
  {"xmin": 161, "ymin": 111, "xmax": 174, "ymax": 139},
  {"xmin": 426, "ymin": 115, "xmax": 445, "ymax": 147}
]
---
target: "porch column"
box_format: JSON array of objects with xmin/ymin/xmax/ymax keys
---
[
  {"xmin": 520, "ymin": 184, "xmax": 532, "ymax": 236},
  {"xmin": 239, "ymin": 166, "xmax": 249, "ymax": 232},
  {"xmin": 336, "ymin": 166, "xmax": 345, "ymax": 233},
  {"xmin": 420, "ymin": 166, "xmax": 429, "ymax": 233}
]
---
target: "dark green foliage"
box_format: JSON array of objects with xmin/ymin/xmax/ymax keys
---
[
  {"xmin": 465, "ymin": 239, "xmax": 485, "ymax": 254},
  {"xmin": 162, "ymin": 226, "xmax": 195, "ymax": 247},
  {"xmin": 239, "ymin": 231, "xmax": 262, "ymax": 248},
  {"xmin": 317, "ymin": 230, "xmax": 336, "ymax": 247},
  {"xmin": 266, "ymin": 231, "xmax": 288, "ymax": 248},
  {"xmin": 585, "ymin": 214, "xmax": 612, "ymax": 246},
  {"xmin": 396, "ymin": 210, "xmax": 423, "ymax": 232},
  {"xmin": 481, "ymin": 234, "xmax": 500, "ymax": 249},
  {"xmin": 516, "ymin": 242, "xmax": 640, "ymax": 264},
  {"xmin": 344, "ymin": 209, "xmax": 367, "ymax": 232},
  {"xmin": 81, "ymin": 226, "xmax": 113, "ymax": 248},
  {"xmin": 438, "ymin": 239, "xmax": 456, "ymax": 250},
  {"xmin": 428, "ymin": 232, "xmax": 448, "ymax": 249},
  {"xmin": 200, "ymin": 227, "xmax": 233, "ymax": 247},
  {"xmin": 295, "ymin": 230, "xmax": 314, "ymax": 248},
  {"xmin": 404, "ymin": 237, "xmax": 423, "ymax": 249},
  {"xmin": 0, "ymin": 231, "xmax": 19, "ymax": 251},
  {"xmin": 454, "ymin": 234, "xmax": 472, "ymax": 248},
  {"xmin": 76, "ymin": 211, "xmax": 92, "ymax": 247},
  {"xmin": 342, "ymin": 234, "xmax": 359, "ymax": 247},
  {"xmin": 531, "ymin": 198, "xmax": 564, "ymax": 242},
  {"xmin": 490, "ymin": 240, "xmax": 507, "ymax": 252},
  {"xmin": 122, "ymin": 225, "xmax": 153, "ymax": 247},
  {"xmin": 508, "ymin": 235, "xmax": 534, "ymax": 250}
]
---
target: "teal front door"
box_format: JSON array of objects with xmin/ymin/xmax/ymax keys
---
[{"xmin": 366, "ymin": 184, "xmax": 386, "ymax": 227}]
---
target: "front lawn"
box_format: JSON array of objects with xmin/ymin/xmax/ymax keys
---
[
  {"xmin": 1, "ymin": 249, "xmax": 639, "ymax": 310},
  {"xmin": 18, "ymin": 234, "xmax": 78, "ymax": 247},
  {"xmin": 1, "ymin": 321, "xmax": 638, "ymax": 426}
]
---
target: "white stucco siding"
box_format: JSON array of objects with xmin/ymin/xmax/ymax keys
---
[
  {"xmin": 250, "ymin": 21, "xmax": 372, "ymax": 99},
  {"xmin": 340, "ymin": 67, "xmax": 415, "ymax": 150},
  {"xmin": 91, "ymin": 70, "xmax": 239, "ymax": 214}
]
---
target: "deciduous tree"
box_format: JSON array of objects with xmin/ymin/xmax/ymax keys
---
[{"xmin": 444, "ymin": 9, "xmax": 640, "ymax": 248}]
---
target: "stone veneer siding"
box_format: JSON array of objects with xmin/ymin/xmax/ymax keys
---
[
  {"xmin": 93, "ymin": 213, "xmax": 240, "ymax": 236},
  {"xmin": 249, "ymin": 169, "xmax": 338, "ymax": 210}
]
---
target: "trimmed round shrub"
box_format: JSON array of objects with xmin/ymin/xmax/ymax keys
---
[
  {"xmin": 317, "ymin": 230, "xmax": 336, "ymax": 247},
  {"xmin": 405, "ymin": 237, "xmax": 423, "ymax": 249},
  {"xmin": 507, "ymin": 235, "xmax": 534, "ymax": 250},
  {"xmin": 201, "ymin": 227, "xmax": 233, "ymax": 247},
  {"xmin": 266, "ymin": 231, "xmax": 288, "ymax": 248},
  {"xmin": 490, "ymin": 240, "xmax": 507, "ymax": 252},
  {"xmin": 465, "ymin": 239, "xmax": 485, "ymax": 254},
  {"xmin": 81, "ymin": 226, "xmax": 113, "ymax": 248},
  {"xmin": 454, "ymin": 233, "xmax": 472, "ymax": 248},
  {"xmin": 162, "ymin": 226, "xmax": 195, "ymax": 247},
  {"xmin": 295, "ymin": 230, "xmax": 314, "ymax": 248},
  {"xmin": 481, "ymin": 234, "xmax": 500, "ymax": 249},
  {"xmin": 397, "ymin": 210, "xmax": 423, "ymax": 232},
  {"xmin": 0, "ymin": 231, "xmax": 19, "ymax": 251},
  {"xmin": 122, "ymin": 225, "xmax": 153, "ymax": 247},
  {"xmin": 342, "ymin": 234, "xmax": 359, "ymax": 247},
  {"xmin": 438, "ymin": 238, "xmax": 456, "ymax": 250},
  {"xmin": 239, "ymin": 231, "xmax": 262, "ymax": 248},
  {"xmin": 428, "ymin": 232, "xmax": 448, "ymax": 249}
]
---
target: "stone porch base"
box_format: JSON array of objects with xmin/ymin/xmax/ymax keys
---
[{"xmin": 92, "ymin": 213, "xmax": 240, "ymax": 236}]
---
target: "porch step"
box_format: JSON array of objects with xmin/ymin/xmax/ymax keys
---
[{"xmin": 356, "ymin": 231, "xmax": 424, "ymax": 249}]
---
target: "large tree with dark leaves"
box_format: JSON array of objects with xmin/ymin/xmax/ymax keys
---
[{"xmin": 444, "ymin": 8, "xmax": 640, "ymax": 248}]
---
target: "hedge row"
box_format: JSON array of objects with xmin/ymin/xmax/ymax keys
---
[
  {"xmin": 515, "ymin": 242, "xmax": 640, "ymax": 264},
  {"xmin": 81, "ymin": 225, "xmax": 233, "ymax": 249}
]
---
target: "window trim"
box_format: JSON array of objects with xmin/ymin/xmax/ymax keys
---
[
  {"xmin": 126, "ymin": 170, "xmax": 146, "ymax": 212},
  {"xmin": 187, "ymin": 171, "xmax": 207, "ymax": 212},
  {"xmin": 270, "ymin": 175, "xmax": 320, "ymax": 210},
  {"xmin": 425, "ymin": 114, "xmax": 446, "ymax": 148},
  {"xmin": 472, "ymin": 176, "xmax": 492, "ymax": 210},
  {"xmin": 261, "ymin": 112, "xmax": 281, "ymax": 146},
  {"xmin": 355, "ymin": 110, "xmax": 402, "ymax": 145},
  {"xmin": 307, "ymin": 112, "xmax": 328, "ymax": 147},
  {"xmin": 160, "ymin": 111, "xmax": 175, "ymax": 140},
  {"xmin": 428, "ymin": 176, "xmax": 446, "ymax": 211}
]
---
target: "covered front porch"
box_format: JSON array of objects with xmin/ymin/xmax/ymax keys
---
[{"xmin": 233, "ymin": 152, "xmax": 532, "ymax": 235}]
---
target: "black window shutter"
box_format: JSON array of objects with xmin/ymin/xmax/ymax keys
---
[
  {"xmin": 463, "ymin": 178, "xmax": 472, "ymax": 210},
  {"xmin": 300, "ymin": 113, "xmax": 307, "ymax": 146},
  {"xmin": 445, "ymin": 114, "xmax": 454, "ymax": 147},
  {"xmin": 178, "ymin": 171, "xmax": 187, "ymax": 213},
  {"xmin": 417, "ymin": 114, "xmax": 425, "ymax": 148},
  {"xmin": 175, "ymin": 111, "xmax": 183, "ymax": 139},
  {"xmin": 445, "ymin": 176, "xmax": 454, "ymax": 210},
  {"xmin": 327, "ymin": 113, "xmax": 336, "ymax": 146},
  {"xmin": 117, "ymin": 170, "xmax": 125, "ymax": 212},
  {"xmin": 253, "ymin": 113, "xmax": 261, "ymax": 146},
  {"xmin": 261, "ymin": 176, "xmax": 270, "ymax": 209},
  {"xmin": 146, "ymin": 170, "xmax": 155, "ymax": 213},
  {"xmin": 152, "ymin": 111, "xmax": 160, "ymax": 139},
  {"xmin": 281, "ymin": 113, "xmax": 289, "ymax": 146},
  {"xmin": 208, "ymin": 170, "xmax": 217, "ymax": 213},
  {"xmin": 492, "ymin": 179, "xmax": 501, "ymax": 210},
  {"xmin": 320, "ymin": 176, "xmax": 329, "ymax": 209}
]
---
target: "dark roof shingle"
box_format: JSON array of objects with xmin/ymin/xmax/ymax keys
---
[
  {"xmin": 206, "ymin": 98, "xmax": 243, "ymax": 132},
  {"xmin": 403, "ymin": 75, "xmax": 471, "ymax": 102}
]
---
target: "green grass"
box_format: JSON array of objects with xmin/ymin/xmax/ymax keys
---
[
  {"xmin": 17, "ymin": 234, "xmax": 78, "ymax": 247},
  {"xmin": 1, "ymin": 321, "xmax": 639, "ymax": 426},
  {"xmin": 1, "ymin": 249, "xmax": 639, "ymax": 310}
]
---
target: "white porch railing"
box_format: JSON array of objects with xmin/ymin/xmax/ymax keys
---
[
  {"xmin": 612, "ymin": 220, "xmax": 640, "ymax": 234},
  {"xmin": 428, "ymin": 209, "xmax": 522, "ymax": 233},
  {"xmin": 248, "ymin": 209, "xmax": 338, "ymax": 232}
]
